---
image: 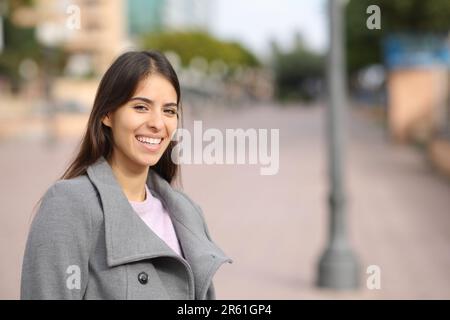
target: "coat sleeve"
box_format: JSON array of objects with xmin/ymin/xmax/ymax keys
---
[{"xmin": 21, "ymin": 182, "xmax": 92, "ymax": 300}]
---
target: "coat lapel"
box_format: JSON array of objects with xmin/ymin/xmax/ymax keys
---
[
  {"xmin": 86, "ymin": 156, "xmax": 232, "ymax": 299},
  {"xmin": 145, "ymin": 168, "xmax": 233, "ymax": 299},
  {"xmin": 86, "ymin": 156, "xmax": 176, "ymax": 266}
]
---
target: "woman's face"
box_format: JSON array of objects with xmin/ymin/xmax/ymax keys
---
[{"xmin": 102, "ymin": 73, "xmax": 178, "ymax": 169}]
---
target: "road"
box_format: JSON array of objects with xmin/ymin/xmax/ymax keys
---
[{"xmin": 1, "ymin": 103, "xmax": 449, "ymax": 299}]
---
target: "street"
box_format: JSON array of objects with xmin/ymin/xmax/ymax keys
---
[{"xmin": 1, "ymin": 103, "xmax": 449, "ymax": 299}]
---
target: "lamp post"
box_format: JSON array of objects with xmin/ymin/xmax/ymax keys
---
[
  {"xmin": 35, "ymin": 22, "xmax": 65, "ymax": 148},
  {"xmin": 316, "ymin": 0, "xmax": 359, "ymax": 289}
]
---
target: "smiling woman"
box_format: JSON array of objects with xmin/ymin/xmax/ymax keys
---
[
  {"xmin": 67, "ymin": 51, "xmax": 182, "ymax": 184},
  {"xmin": 100, "ymin": 72, "xmax": 179, "ymax": 190},
  {"xmin": 21, "ymin": 51, "xmax": 232, "ymax": 300}
]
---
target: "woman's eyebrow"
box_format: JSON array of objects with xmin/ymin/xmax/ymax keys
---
[{"xmin": 130, "ymin": 97, "xmax": 178, "ymax": 108}]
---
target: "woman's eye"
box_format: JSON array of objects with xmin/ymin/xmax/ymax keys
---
[
  {"xmin": 164, "ymin": 109, "xmax": 177, "ymax": 115},
  {"xmin": 134, "ymin": 105, "xmax": 148, "ymax": 111}
]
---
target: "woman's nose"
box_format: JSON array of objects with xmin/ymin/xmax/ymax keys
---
[{"xmin": 146, "ymin": 109, "xmax": 165, "ymax": 130}]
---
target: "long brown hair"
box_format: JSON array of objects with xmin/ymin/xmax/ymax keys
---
[{"xmin": 32, "ymin": 50, "xmax": 183, "ymax": 215}]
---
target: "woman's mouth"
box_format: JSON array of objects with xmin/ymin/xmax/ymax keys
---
[{"xmin": 135, "ymin": 135, "xmax": 163, "ymax": 152}]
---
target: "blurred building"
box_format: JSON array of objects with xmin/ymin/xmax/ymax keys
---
[
  {"xmin": 127, "ymin": 0, "xmax": 165, "ymax": 36},
  {"xmin": 127, "ymin": 0, "xmax": 213, "ymax": 37},
  {"xmin": 64, "ymin": 0, "xmax": 127, "ymax": 74},
  {"xmin": 383, "ymin": 34, "xmax": 450, "ymax": 179},
  {"xmin": 13, "ymin": 0, "xmax": 127, "ymax": 75},
  {"xmin": 384, "ymin": 34, "xmax": 450, "ymax": 143},
  {"xmin": 164, "ymin": 0, "xmax": 212, "ymax": 31},
  {"xmin": 7, "ymin": 0, "xmax": 271, "ymax": 119},
  {"xmin": 12, "ymin": 0, "xmax": 214, "ymax": 74}
]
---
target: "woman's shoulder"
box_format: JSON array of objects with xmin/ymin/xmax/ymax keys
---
[
  {"xmin": 35, "ymin": 175, "xmax": 100, "ymax": 229},
  {"xmin": 45, "ymin": 175, "xmax": 98, "ymax": 201},
  {"xmin": 26, "ymin": 176, "xmax": 97, "ymax": 267}
]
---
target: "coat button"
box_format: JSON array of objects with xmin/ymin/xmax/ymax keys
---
[{"xmin": 138, "ymin": 272, "xmax": 148, "ymax": 285}]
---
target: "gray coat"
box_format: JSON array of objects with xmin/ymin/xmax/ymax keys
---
[{"xmin": 21, "ymin": 156, "xmax": 232, "ymax": 300}]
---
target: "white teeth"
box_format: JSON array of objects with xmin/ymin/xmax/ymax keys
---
[{"xmin": 136, "ymin": 136, "xmax": 162, "ymax": 144}]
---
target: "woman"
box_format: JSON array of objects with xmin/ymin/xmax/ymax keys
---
[{"xmin": 21, "ymin": 50, "xmax": 232, "ymax": 300}]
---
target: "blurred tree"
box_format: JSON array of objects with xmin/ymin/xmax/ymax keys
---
[
  {"xmin": 271, "ymin": 34, "xmax": 324, "ymax": 102},
  {"xmin": 0, "ymin": 0, "xmax": 41, "ymax": 90},
  {"xmin": 346, "ymin": 0, "xmax": 450, "ymax": 73},
  {"xmin": 0, "ymin": 0, "xmax": 68, "ymax": 92},
  {"xmin": 141, "ymin": 31, "xmax": 260, "ymax": 69}
]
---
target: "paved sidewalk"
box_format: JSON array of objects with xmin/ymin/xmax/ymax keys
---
[
  {"xmin": 182, "ymin": 104, "xmax": 450, "ymax": 299},
  {"xmin": 1, "ymin": 104, "xmax": 449, "ymax": 299}
]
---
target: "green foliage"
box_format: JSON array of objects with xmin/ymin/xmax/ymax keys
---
[
  {"xmin": 0, "ymin": 1, "xmax": 42, "ymax": 89},
  {"xmin": 141, "ymin": 31, "xmax": 260, "ymax": 68},
  {"xmin": 0, "ymin": 1, "xmax": 69, "ymax": 91},
  {"xmin": 346, "ymin": 0, "xmax": 450, "ymax": 73},
  {"xmin": 271, "ymin": 37, "xmax": 324, "ymax": 101}
]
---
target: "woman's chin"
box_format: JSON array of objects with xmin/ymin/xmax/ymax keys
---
[{"xmin": 138, "ymin": 154, "xmax": 162, "ymax": 167}]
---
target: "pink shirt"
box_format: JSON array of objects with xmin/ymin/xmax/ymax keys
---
[{"xmin": 129, "ymin": 184, "xmax": 183, "ymax": 257}]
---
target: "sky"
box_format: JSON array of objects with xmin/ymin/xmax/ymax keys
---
[{"xmin": 210, "ymin": 0, "xmax": 328, "ymax": 59}]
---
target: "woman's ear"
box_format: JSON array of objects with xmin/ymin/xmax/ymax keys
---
[{"xmin": 101, "ymin": 113, "xmax": 112, "ymax": 128}]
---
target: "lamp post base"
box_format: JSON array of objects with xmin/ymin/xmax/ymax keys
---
[{"xmin": 317, "ymin": 247, "xmax": 360, "ymax": 290}]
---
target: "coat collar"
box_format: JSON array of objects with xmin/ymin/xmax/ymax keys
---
[{"xmin": 86, "ymin": 156, "xmax": 232, "ymax": 299}]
